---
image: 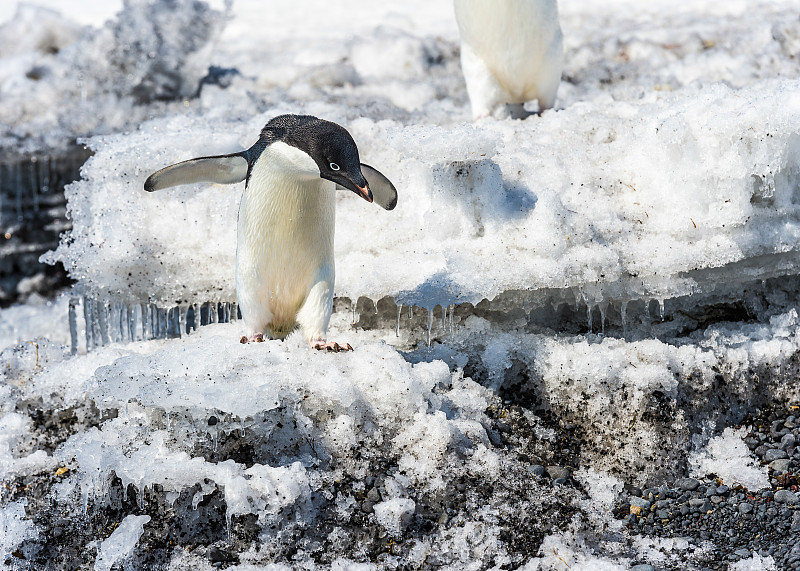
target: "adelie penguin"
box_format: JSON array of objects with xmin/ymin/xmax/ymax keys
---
[
  {"xmin": 454, "ymin": 0, "xmax": 564, "ymax": 119},
  {"xmin": 144, "ymin": 114, "xmax": 397, "ymax": 352}
]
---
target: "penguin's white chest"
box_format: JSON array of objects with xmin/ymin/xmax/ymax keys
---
[{"xmin": 235, "ymin": 142, "xmax": 335, "ymax": 334}]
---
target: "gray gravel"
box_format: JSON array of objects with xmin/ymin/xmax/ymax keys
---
[{"xmin": 620, "ymin": 405, "xmax": 800, "ymax": 570}]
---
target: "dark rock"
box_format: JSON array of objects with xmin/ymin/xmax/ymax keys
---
[
  {"xmin": 676, "ymin": 478, "xmax": 700, "ymax": 491},
  {"xmin": 528, "ymin": 465, "xmax": 546, "ymax": 477},
  {"xmin": 546, "ymin": 466, "xmax": 571, "ymax": 480},
  {"xmin": 208, "ymin": 547, "xmax": 237, "ymax": 563},
  {"xmin": 764, "ymin": 448, "xmax": 788, "ymax": 462},
  {"xmin": 774, "ymin": 489, "xmax": 798, "ymax": 504}
]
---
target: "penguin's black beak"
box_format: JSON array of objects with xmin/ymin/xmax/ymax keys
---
[{"xmin": 326, "ymin": 170, "xmax": 374, "ymax": 203}]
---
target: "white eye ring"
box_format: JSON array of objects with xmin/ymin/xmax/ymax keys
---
[{"xmin": 329, "ymin": 162, "xmax": 340, "ymax": 171}]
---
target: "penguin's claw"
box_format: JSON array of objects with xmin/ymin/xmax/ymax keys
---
[
  {"xmin": 240, "ymin": 333, "xmax": 264, "ymax": 344},
  {"xmin": 312, "ymin": 341, "xmax": 353, "ymax": 352}
]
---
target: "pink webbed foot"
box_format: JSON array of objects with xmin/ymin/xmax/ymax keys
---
[
  {"xmin": 311, "ymin": 341, "xmax": 353, "ymax": 352},
  {"xmin": 239, "ymin": 333, "xmax": 264, "ymax": 344}
]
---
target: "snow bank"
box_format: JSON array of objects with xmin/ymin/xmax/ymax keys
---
[
  {"xmin": 50, "ymin": 325, "xmax": 498, "ymax": 537},
  {"xmin": 0, "ymin": 0, "xmax": 228, "ymax": 151},
  {"xmin": 44, "ymin": 79, "xmax": 800, "ymax": 316}
]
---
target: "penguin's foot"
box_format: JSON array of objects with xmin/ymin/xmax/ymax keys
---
[
  {"xmin": 311, "ymin": 341, "xmax": 353, "ymax": 352},
  {"xmin": 240, "ymin": 333, "xmax": 265, "ymax": 344}
]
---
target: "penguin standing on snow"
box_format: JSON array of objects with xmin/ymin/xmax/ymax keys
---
[
  {"xmin": 454, "ymin": 0, "xmax": 564, "ymax": 119},
  {"xmin": 144, "ymin": 114, "xmax": 397, "ymax": 351}
]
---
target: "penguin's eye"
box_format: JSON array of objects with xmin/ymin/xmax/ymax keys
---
[{"xmin": 329, "ymin": 162, "xmax": 340, "ymax": 171}]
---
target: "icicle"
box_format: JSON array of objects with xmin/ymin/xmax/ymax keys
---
[
  {"xmin": 240, "ymin": 419, "xmax": 245, "ymax": 437},
  {"xmin": 179, "ymin": 305, "xmax": 188, "ymax": 337},
  {"xmin": 41, "ymin": 155, "xmax": 51, "ymax": 194},
  {"xmin": 351, "ymin": 299, "xmax": 356, "ymax": 325},
  {"xmin": 142, "ymin": 303, "xmax": 151, "ymax": 340},
  {"xmin": 441, "ymin": 305, "xmax": 447, "ymax": 331},
  {"xmin": 395, "ymin": 303, "xmax": 402, "ymax": 337},
  {"xmin": 109, "ymin": 302, "xmax": 121, "ymax": 343},
  {"xmin": 90, "ymin": 299, "xmax": 102, "ymax": 349},
  {"xmin": 449, "ymin": 304, "xmax": 454, "ymax": 336},
  {"xmin": 587, "ymin": 304, "xmax": 594, "ymax": 333},
  {"xmin": 83, "ymin": 297, "xmax": 93, "ymax": 351},
  {"xmin": 69, "ymin": 297, "xmax": 79, "ymax": 355},
  {"xmin": 29, "ymin": 156, "xmax": 39, "ymax": 212},
  {"xmin": 599, "ymin": 303, "xmax": 606, "ymax": 336},
  {"xmin": 426, "ymin": 308, "xmax": 433, "ymax": 347},
  {"xmin": 621, "ymin": 300, "xmax": 628, "ymax": 337},
  {"xmin": 130, "ymin": 303, "xmax": 140, "ymax": 342},
  {"xmin": 158, "ymin": 307, "xmax": 168, "ymax": 338},
  {"xmin": 14, "ymin": 163, "xmax": 22, "ymax": 221},
  {"xmin": 657, "ymin": 298, "xmax": 665, "ymax": 321},
  {"xmin": 120, "ymin": 304, "xmax": 129, "ymax": 343},
  {"xmin": 408, "ymin": 305, "xmax": 412, "ymax": 320},
  {"xmin": 98, "ymin": 301, "xmax": 111, "ymax": 346}
]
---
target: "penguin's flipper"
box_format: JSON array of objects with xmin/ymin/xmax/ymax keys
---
[
  {"xmin": 144, "ymin": 154, "xmax": 249, "ymax": 192},
  {"xmin": 361, "ymin": 164, "xmax": 397, "ymax": 210}
]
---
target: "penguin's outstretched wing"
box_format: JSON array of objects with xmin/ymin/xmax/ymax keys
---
[
  {"xmin": 144, "ymin": 153, "xmax": 249, "ymax": 192},
  {"xmin": 360, "ymin": 164, "xmax": 397, "ymax": 211}
]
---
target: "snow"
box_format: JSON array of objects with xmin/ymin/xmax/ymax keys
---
[
  {"xmin": 729, "ymin": 553, "xmax": 778, "ymax": 571},
  {"xmin": 689, "ymin": 427, "xmax": 770, "ymax": 491},
  {"xmin": 0, "ymin": 501, "xmax": 37, "ymax": 561},
  {"xmin": 1, "ymin": 0, "xmax": 800, "ymax": 568}
]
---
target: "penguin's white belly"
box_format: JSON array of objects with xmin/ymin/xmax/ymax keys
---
[
  {"xmin": 455, "ymin": 0, "xmax": 563, "ymax": 111},
  {"xmin": 236, "ymin": 148, "xmax": 335, "ymax": 338}
]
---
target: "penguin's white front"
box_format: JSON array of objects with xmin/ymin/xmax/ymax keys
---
[
  {"xmin": 236, "ymin": 141, "xmax": 336, "ymax": 344},
  {"xmin": 454, "ymin": 0, "xmax": 563, "ymax": 118}
]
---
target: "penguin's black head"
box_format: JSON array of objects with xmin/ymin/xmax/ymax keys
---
[{"xmin": 263, "ymin": 114, "xmax": 373, "ymax": 203}]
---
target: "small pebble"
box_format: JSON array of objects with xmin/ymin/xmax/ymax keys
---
[
  {"xmin": 528, "ymin": 464, "xmax": 546, "ymax": 477},
  {"xmin": 546, "ymin": 466, "xmax": 571, "ymax": 480},
  {"xmin": 764, "ymin": 448, "xmax": 788, "ymax": 461},
  {"xmin": 208, "ymin": 547, "xmax": 237, "ymax": 563},
  {"xmin": 774, "ymin": 489, "xmax": 798, "ymax": 504},
  {"xmin": 676, "ymin": 478, "xmax": 700, "ymax": 491},
  {"xmin": 769, "ymin": 459, "xmax": 791, "ymax": 473},
  {"xmin": 738, "ymin": 503, "xmax": 754, "ymax": 514},
  {"xmin": 630, "ymin": 497, "xmax": 651, "ymax": 510},
  {"xmin": 630, "ymin": 565, "xmax": 655, "ymax": 571}
]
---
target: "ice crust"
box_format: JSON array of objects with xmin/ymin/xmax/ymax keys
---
[
  {"xmin": 94, "ymin": 514, "xmax": 150, "ymax": 571},
  {"xmin": 44, "ymin": 80, "xmax": 800, "ymax": 312}
]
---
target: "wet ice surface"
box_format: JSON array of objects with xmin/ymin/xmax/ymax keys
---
[{"xmin": 2, "ymin": 0, "xmax": 800, "ymax": 569}]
